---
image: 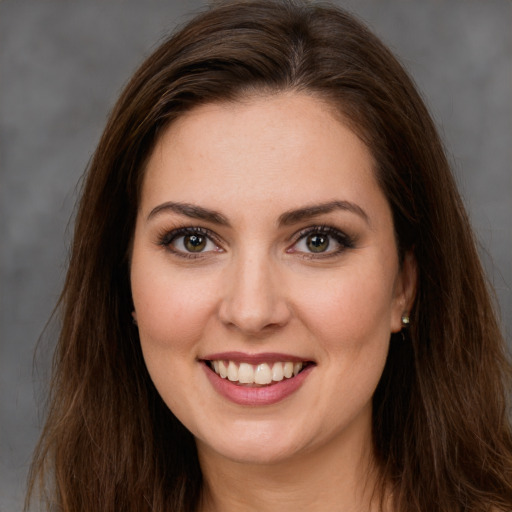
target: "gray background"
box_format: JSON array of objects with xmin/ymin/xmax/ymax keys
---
[{"xmin": 1, "ymin": 1, "xmax": 511, "ymax": 510}]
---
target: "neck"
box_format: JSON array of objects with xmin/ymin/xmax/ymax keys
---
[{"xmin": 197, "ymin": 417, "xmax": 386, "ymax": 512}]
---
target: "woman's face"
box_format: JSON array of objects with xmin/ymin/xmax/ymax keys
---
[{"xmin": 130, "ymin": 93, "xmax": 415, "ymax": 465}]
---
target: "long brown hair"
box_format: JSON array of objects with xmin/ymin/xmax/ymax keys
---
[{"xmin": 27, "ymin": 1, "xmax": 512, "ymax": 511}]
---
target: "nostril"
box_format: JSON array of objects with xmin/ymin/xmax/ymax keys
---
[{"xmin": 218, "ymin": 296, "xmax": 292, "ymax": 335}]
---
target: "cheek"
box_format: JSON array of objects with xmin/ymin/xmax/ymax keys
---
[
  {"xmin": 131, "ymin": 262, "xmax": 219, "ymax": 417},
  {"xmin": 131, "ymin": 259, "xmax": 219, "ymax": 353},
  {"xmin": 295, "ymin": 262, "xmax": 397, "ymax": 347}
]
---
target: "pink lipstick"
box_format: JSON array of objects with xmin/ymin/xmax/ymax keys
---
[{"xmin": 201, "ymin": 352, "xmax": 315, "ymax": 406}]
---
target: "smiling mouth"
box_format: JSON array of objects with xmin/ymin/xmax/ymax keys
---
[{"xmin": 204, "ymin": 360, "xmax": 314, "ymax": 386}]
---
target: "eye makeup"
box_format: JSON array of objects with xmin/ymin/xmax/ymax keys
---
[
  {"xmin": 155, "ymin": 222, "xmax": 356, "ymax": 261},
  {"xmin": 287, "ymin": 225, "xmax": 356, "ymax": 259},
  {"xmin": 156, "ymin": 226, "xmax": 224, "ymax": 259}
]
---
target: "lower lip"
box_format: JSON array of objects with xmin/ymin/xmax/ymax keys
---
[{"xmin": 202, "ymin": 363, "xmax": 314, "ymax": 406}]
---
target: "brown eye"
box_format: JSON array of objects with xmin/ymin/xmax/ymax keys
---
[
  {"xmin": 289, "ymin": 226, "xmax": 353, "ymax": 258},
  {"xmin": 160, "ymin": 227, "xmax": 222, "ymax": 258},
  {"xmin": 306, "ymin": 233, "xmax": 329, "ymax": 252},
  {"xmin": 184, "ymin": 234, "xmax": 207, "ymax": 252}
]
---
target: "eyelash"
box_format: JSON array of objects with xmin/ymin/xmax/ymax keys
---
[
  {"xmin": 157, "ymin": 226, "xmax": 223, "ymax": 259},
  {"xmin": 288, "ymin": 225, "xmax": 355, "ymax": 259},
  {"xmin": 157, "ymin": 225, "xmax": 355, "ymax": 259}
]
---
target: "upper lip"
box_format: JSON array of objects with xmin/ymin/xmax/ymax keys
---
[{"xmin": 200, "ymin": 351, "xmax": 314, "ymax": 364}]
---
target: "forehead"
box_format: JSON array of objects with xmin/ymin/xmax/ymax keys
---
[{"xmin": 140, "ymin": 92, "xmax": 387, "ymax": 225}]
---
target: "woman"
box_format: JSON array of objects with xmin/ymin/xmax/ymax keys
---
[{"xmin": 27, "ymin": 1, "xmax": 512, "ymax": 511}]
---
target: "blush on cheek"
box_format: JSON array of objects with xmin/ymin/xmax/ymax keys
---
[
  {"xmin": 300, "ymin": 290, "xmax": 370, "ymax": 338},
  {"xmin": 302, "ymin": 286, "xmax": 393, "ymax": 363},
  {"xmin": 136, "ymin": 288, "xmax": 214, "ymax": 352}
]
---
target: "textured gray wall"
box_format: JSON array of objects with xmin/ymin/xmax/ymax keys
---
[{"xmin": 1, "ymin": 1, "xmax": 510, "ymax": 510}]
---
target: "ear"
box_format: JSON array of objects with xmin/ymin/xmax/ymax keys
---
[{"xmin": 391, "ymin": 250, "xmax": 417, "ymax": 333}]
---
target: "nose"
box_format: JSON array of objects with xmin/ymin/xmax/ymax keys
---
[{"xmin": 218, "ymin": 251, "xmax": 292, "ymax": 336}]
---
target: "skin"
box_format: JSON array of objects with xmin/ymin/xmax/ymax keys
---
[{"xmin": 130, "ymin": 92, "xmax": 416, "ymax": 511}]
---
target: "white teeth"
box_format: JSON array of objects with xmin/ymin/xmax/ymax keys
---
[
  {"xmin": 254, "ymin": 363, "xmax": 272, "ymax": 385},
  {"xmin": 210, "ymin": 359, "xmax": 307, "ymax": 384},
  {"xmin": 238, "ymin": 362, "xmax": 254, "ymax": 384},
  {"xmin": 272, "ymin": 362, "xmax": 284, "ymax": 381},
  {"xmin": 218, "ymin": 360, "xmax": 228, "ymax": 378},
  {"xmin": 283, "ymin": 362, "xmax": 294, "ymax": 378},
  {"xmin": 227, "ymin": 361, "xmax": 238, "ymax": 381}
]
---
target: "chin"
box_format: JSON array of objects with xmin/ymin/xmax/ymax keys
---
[
  {"xmin": 194, "ymin": 417, "xmax": 318, "ymax": 466},
  {"xmin": 203, "ymin": 440, "xmax": 303, "ymax": 466}
]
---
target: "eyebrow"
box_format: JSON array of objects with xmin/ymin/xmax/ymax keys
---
[
  {"xmin": 147, "ymin": 201, "xmax": 231, "ymax": 226},
  {"xmin": 147, "ymin": 199, "xmax": 370, "ymax": 228},
  {"xmin": 277, "ymin": 200, "xmax": 370, "ymax": 227}
]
